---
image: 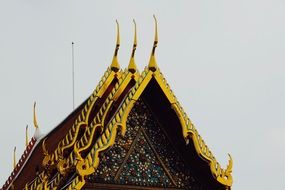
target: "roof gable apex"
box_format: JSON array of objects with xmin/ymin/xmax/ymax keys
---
[
  {"xmin": 64, "ymin": 67, "xmax": 233, "ymax": 189},
  {"xmin": 107, "ymin": 67, "xmax": 233, "ymax": 187}
]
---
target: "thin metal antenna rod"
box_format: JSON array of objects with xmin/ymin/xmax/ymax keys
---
[{"xmin": 72, "ymin": 42, "xmax": 75, "ymax": 110}]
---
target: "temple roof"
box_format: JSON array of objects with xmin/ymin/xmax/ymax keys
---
[{"xmin": 1, "ymin": 18, "xmax": 233, "ymax": 190}]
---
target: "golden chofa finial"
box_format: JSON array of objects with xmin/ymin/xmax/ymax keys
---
[
  {"xmin": 33, "ymin": 102, "xmax": 42, "ymax": 140},
  {"xmin": 128, "ymin": 19, "xmax": 138, "ymax": 73},
  {"xmin": 26, "ymin": 125, "xmax": 29, "ymax": 147},
  {"xmin": 148, "ymin": 15, "xmax": 158, "ymax": 72},
  {"xmin": 33, "ymin": 102, "xmax": 39, "ymax": 129},
  {"xmin": 110, "ymin": 20, "xmax": 121, "ymax": 72},
  {"xmin": 13, "ymin": 146, "xmax": 16, "ymax": 169}
]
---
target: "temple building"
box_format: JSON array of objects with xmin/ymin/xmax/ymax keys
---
[{"xmin": 1, "ymin": 18, "xmax": 233, "ymax": 190}]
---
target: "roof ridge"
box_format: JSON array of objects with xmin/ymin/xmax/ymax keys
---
[
  {"xmin": 26, "ymin": 68, "xmax": 121, "ymax": 189},
  {"xmin": 29, "ymin": 69, "xmax": 137, "ymax": 189},
  {"xmin": 1, "ymin": 137, "xmax": 37, "ymax": 190}
]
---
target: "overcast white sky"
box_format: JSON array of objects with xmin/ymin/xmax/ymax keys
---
[{"xmin": 0, "ymin": 1, "xmax": 284, "ymax": 189}]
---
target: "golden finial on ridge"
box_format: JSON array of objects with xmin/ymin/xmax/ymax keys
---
[
  {"xmin": 110, "ymin": 20, "xmax": 121, "ymax": 72},
  {"xmin": 33, "ymin": 102, "xmax": 39, "ymax": 129},
  {"xmin": 13, "ymin": 147, "xmax": 16, "ymax": 169},
  {"xmin": 33, "ymin": 101, "xmax": 42, "ymax": 140},
  {"xmin": 148, "ymin": 15, "xmax": 159, "ymax": 72},
  {"xmin": 128, "ymin": 19, "xmax": 138, "ymax": 73},
  {"xmin": 26, "ymin": 125, "xmax": 28, "ymax": 147}
]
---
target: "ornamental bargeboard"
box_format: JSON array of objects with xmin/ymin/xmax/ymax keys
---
[{"xmin": 1, "ymin": 17, "xmax": 233, "ymax": 190}]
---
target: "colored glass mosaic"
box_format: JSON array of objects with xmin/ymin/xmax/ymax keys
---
[
  {"xmin": 87, "ymin": 99, "xmax": 207, "ymax": 189},
  {"xmin": 117, "ymin": 130, "xmax": 173, "ymax": 187}
]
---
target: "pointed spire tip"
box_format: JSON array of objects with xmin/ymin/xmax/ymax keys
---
[
  {"xmin": 115, "ymin": 19, "xmax": 120, "ymax": 45},
  {"xmin": 128, "ymin": 19, "xmax": 138, "ymax": 73},
  {"xmin": 153, "ymin": 15, "xmax": 158, "ymax": 43},
  {"xmin": 13, "ymin": 146, "xmax": 16, "ymax": 169},
  {"xmin": 33, "ymin": 101, "xmax": 39, "ymax": 129},
  {"xmin": 111, "ymin": 20, "xmax": 121, "ymax": 72},
  {"xmin": 26, "ymin": 125, "xmax": 29, "ymax": 147},
  {"xmin": 148, "ymin": 15, "xmax": 159, "ymax": 72}
]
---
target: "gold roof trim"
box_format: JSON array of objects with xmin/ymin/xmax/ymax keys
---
[
  {"xmin": 157, "ymin": 71, "xmax": 233, "ymax": 186},
  {"xmin": 63, "ymin": 71, "xmax": 141, "ymax": 189},
  {"xmin": 26, "ymin": 68, "xmax": 122, "ymax": 189},
  {"xmin": 60, "ymin": 69, "xmax": 119, "ymax": 155},
  {"xmin": 45, "ymin": 69, "xmax": 138, "ymax": 189},
  {"xmin": 27, "ymin": 69, "xmax": 138, "ymax": 189}
]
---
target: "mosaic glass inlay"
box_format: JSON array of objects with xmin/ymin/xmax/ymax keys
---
[{"xmin": 86, "ymin": 99, "xmax": 207, "ymax": 189}]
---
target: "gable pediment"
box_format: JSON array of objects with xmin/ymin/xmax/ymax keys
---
[{"xmin": 85, "ymin": 99, "xmax": 207, "ymax": 189}]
